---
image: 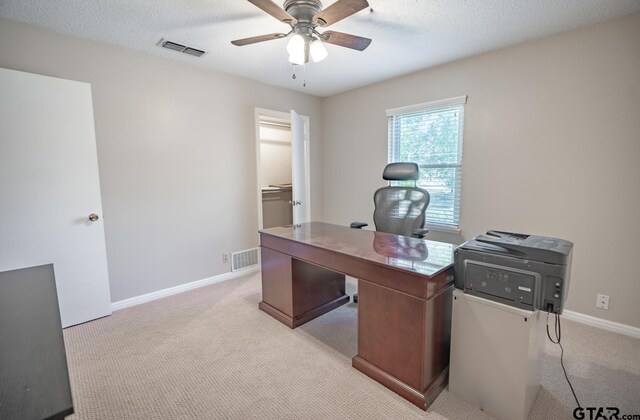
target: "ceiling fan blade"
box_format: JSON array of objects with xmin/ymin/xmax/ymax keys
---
[
  {"xmin": 320, "ymin": 31, "xmax": 371, "ymax": 51},
  {"xmin": 313, "ymin": 0, "xmax": 369, "ymax": 27},
  {"xmin": 247, "ymin": 0, "xmax": 298, "ymax": 25},
  {"xmin": 231, "ymin": 33, "xmax": 288, "ymax": 46}
]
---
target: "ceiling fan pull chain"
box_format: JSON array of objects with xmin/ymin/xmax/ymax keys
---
[
  {"xmin": 291, "ymin": 64, "xmax": 297, "ymax": 79},
  {"xmin": 303, "ymin": 64, "xmax": 307, "ymax": 87}
]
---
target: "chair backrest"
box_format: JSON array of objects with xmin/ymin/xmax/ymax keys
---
[{"xmin": 373, "ymin": 163, "xmax": 430, "ymax": 237}]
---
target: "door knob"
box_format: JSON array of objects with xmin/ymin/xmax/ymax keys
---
[{"xmin": 88, "ymin": 213, "xmax": 99, "ymax": 222}]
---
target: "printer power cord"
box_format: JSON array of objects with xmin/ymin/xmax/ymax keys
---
[{"xmin": 547, "ymin": 312, "xmax": 582, "ymax": 409}]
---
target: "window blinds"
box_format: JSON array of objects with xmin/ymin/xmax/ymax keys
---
[{"xmin": 387, "ymin": 96, "xmax": 467, "ymax": 230}]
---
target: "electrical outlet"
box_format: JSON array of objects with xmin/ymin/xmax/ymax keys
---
[
  {"xmin": 222, "ymin": 254, "xmax": 229, "ymax": 264},
  {"xmin": 596, "ymin": 293, "xmax": 610, "ymax": 310}
]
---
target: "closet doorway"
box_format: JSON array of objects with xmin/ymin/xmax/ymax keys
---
[{"xmin": 255, "ymin": 108, "xmax": 310, "ymax": 230}]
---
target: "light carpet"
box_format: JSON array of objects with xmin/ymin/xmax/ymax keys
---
[{"xmin": 63, "ymin": 272, "xmax": 640, "ymax": 419}]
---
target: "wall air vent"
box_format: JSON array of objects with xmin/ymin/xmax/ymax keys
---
[
  {"xmin": 159, "ymin": 39, "xmax": 207, "ymax": 57},
  {"xmin": 231, "ymin": 247, "xmax": 260, "ymax": 272}
]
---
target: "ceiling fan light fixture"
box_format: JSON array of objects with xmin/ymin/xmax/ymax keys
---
[
  {"xmin": 288, "ymin": 33, "xmax": 312, "ymax": 64},
  {"xmin": 231, "ymin": 0, "xmax": 371, "ymax": 70},
  {"xmin": 309, "ymin": 39, "xmax": 328, "ymax": 62},
  {"xmin": 286, "ymin": 33, "xmax": 305, "ymax": 55},
  {"xmin": 288, "ymin": 52, "xmax": 306, "ymax": 65}
]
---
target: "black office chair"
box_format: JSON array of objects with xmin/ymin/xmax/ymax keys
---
[{"xmin": 350, "ymin": 162, "xmax": 430, "ymax": 302}]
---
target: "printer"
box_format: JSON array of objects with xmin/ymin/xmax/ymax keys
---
[{"xmin": 454, "ymin": 230, "xmax": 573, "ymax": 314}]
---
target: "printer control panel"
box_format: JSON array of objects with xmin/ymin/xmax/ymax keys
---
[{"xmin": 465, "ymin": 262, "xmax": 536, "ymax": 307}]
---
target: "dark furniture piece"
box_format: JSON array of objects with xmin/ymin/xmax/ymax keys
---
[
  {"xmin": 0, "ymin": 264, "xmax": 74, "ymax": 420},
  {"xmin": 259, "ymin": 222, "xmax": 455, "ymax": 409},
  {"xmin": 350, "ymin": 162, "xmax": 430, "ymax": 238},
  {"xmin": 350, "ymin": 162, "xmax": 431, "ymax": 302}
]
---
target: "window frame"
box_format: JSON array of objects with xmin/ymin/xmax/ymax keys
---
[{"xmin": 386, "ymin": 95, "xmax": 467, "ymax": 232}]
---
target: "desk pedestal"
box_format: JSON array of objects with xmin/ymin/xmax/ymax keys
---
[
  {"xmin": 353, "ymin": 279, "xmax": 453, "ymax": 410},
  {"xmin": 259, "ymin": 243, "xmax": 454, "ymax": 410},
  {"xmin": 259, "ymin": 247, "xmax": 349, "ymax": 328}
]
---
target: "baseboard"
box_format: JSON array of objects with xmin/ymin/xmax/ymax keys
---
[
  {"xmin": 111, "ymin": 266, "xmax": 260, "ymax": 312},
  {"xmin": 110, "ymin": 270, "xmax": 639, "ymax": 340},
  {"xmin": 562, "ymin": 310, "xmax": 640, "ymax": 340}
]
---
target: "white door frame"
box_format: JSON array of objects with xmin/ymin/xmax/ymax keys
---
[{"xmin": 254, "ymin": 107, "xmax": 311, "ymax": 230}]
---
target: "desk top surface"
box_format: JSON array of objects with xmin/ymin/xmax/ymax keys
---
[
  {"xmin": 260, "ymin": 222, "xmax": 455, "ymax": 277},
  {"xmin": 0, "ymin": 264, "xmax": 74, "ymax": 420}
]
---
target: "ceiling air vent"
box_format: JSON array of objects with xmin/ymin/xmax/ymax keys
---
[
  {"xmin": 183, "ymin": 47, "xmax": 205, "ymax": 57},
  {"xmin": 159, "ymin": 39, "xmax": 207, "ymax": 57}
]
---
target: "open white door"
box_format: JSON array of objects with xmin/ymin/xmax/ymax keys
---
[
  {"xmin": 290, "ymin": 110, "xmax": 310, "ymax": 224},
  {"xmin": 0, "ymin": 68, "xmax": 112, "ymax": 327}
]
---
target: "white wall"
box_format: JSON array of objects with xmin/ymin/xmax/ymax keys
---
[
  {"xmin": 0, "ymin": 18, "xmax": 323, "ymax": 302},
  {"xmin": 321, "ymin": 13, "xmax": 640, "ymax": 327},
  {"xmin": 259, "ymin": 125, "xmax": 292, "ymax": 187}
]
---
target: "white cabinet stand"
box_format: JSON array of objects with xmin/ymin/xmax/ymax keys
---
[{"xmin": 449, "ymin": 289, "xmax": 545, "ymax": 420}]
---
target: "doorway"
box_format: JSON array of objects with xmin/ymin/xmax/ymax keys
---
[{"xmin": 255, "ymin": 108, "xmax": 311, "ymax": 230}]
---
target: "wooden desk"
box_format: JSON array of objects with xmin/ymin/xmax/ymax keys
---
[{"xmin": 259, "ymin": 222, "xmax": 455, "ymax": 410}]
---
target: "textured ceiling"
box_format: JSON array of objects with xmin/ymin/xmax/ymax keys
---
[{"xmin": 1, "ymin": 0, "xmax": 639, "ymax": 97}]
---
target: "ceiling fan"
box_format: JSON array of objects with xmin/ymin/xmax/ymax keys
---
[{"xmin": 231, "ymin": 0, "xmax": 371, "ymax": 65}]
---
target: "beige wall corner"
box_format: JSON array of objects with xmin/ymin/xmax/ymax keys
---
[
  {"xmin": 0, "ymin": 18, "xmax": 324, "ymax": 302},
  {"xmin": 321, "ymin": 12, "xmax": 640, "ymax": 328}
]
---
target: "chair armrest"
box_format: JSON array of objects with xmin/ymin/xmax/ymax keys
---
[
  {"xmin": 350, "ymin": 222, "xmax": 368, "ymax": 229},
  {"xmin": 411, "ymin": 228, "xmax": 429, "ymax": 238}
]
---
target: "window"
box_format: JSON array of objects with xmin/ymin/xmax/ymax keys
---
[{"xmin": 387, "ymin": 96, "xmax": 467, "ymax": 231}]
